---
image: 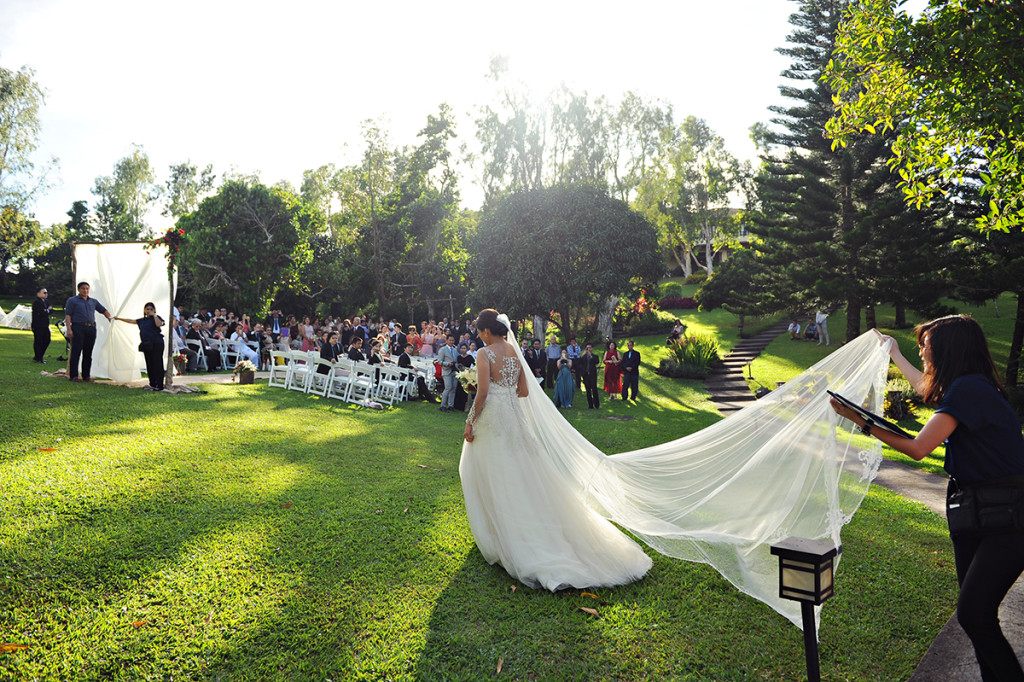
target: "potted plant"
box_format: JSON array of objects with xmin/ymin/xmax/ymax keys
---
[
  {"xmin": 233, "ymin": 359, "xmax": 257, "ymax": 384},
  {"xmin": 172, "ymin": 352, "xmax": 188, "ymax": 375}
]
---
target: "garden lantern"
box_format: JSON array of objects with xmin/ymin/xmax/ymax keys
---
[{"xmin": 770, "ymin": 536, "xmax": 841, "ymax": 682}]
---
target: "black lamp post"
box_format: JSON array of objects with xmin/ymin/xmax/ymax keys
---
[{"xmin": 769, "ymin": 536, "xmax": 841, "ymax": 682}]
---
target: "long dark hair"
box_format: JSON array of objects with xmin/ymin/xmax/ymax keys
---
[{"xmin": 917, "ymin": 314, "xmax": 1006, "ymax": 404}]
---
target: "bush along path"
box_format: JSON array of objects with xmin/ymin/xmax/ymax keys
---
[{"xmin": 705, "ymin": 321, "xmax": 790, "ymax": 416}]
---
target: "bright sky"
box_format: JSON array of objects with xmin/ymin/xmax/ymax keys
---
[{"xmin": 3, "ymin": 0, "xmax": 800, "ymax": 232}]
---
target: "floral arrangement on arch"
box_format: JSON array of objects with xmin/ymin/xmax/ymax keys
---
[
  {"xmin": 456, "ymin": 367, "xmax": 478, "ymax": 392},
  {"xmin": 146, "ymin": 227, "xmax": 186, "ymax": 277}
]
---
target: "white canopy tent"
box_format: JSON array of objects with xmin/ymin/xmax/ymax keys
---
[
  {"xmin": 71, "ymin": 242, "xmax": 176, "ymax": 383},
  {"xmin": 1, "ymin": 304, "xmax": 33, "ymax": 330}
]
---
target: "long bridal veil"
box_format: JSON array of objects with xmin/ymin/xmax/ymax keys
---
[{"xmin": 494, "ymin": 314, "xmax": 888, "ymax": 629}]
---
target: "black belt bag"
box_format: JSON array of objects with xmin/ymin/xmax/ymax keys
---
[{"xmin": 947, "ymin": 476, "xmax": 1024, "ymax": 537}]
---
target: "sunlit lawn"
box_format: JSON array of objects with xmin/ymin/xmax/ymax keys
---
[{"xmin": 0, "ymin": 324, "xmax": 956, "ymax": 681}]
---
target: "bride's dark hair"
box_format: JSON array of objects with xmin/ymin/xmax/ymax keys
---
[{"xmin": 476, "ymin": 309, "xmax": 508, "ymax": 337}]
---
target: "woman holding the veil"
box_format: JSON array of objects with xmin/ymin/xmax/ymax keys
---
[{"xmin": 459, "ymin": 309, "xmax": 652, "ymax": 590}]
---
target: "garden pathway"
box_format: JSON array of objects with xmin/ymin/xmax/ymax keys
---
[{"xmin": 705, "ymin": 321, "xmax": 790, "ymax": 415}]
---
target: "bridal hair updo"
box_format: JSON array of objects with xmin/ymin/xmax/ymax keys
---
[{"xmin": 476, "ymin": 309, "xmax": 508, "ymax": 338}]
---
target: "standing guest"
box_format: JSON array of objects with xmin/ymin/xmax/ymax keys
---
[
  {"xmin": 554, "ymin": 349, "xmax": 575, "ymax": 409},
  {"xmin": 351, "ymin": 316, "xmax": 368, "ymax": 344},
  {"xmin": 525, "ymin": 338, "xmax": 546, "ymax": 385},
  {"xmin": 437, "ymin": 334, "xmax": 459, "ymax": 412},
  {"xmin": 340, "ymin": 319, "xmax": 354, "ymax": 348},
  {"xmin": 566, "ymin": 336, "xmax": 583, "ymax": 389},
  {"xmin": 620, "ymin": 339, "xmax": 641, "ymax": 401},
  {"xmin": 603, "ymin": 340, "xmax": 622, "ymax": 400},
  {"xmin": 32, "ymin": 287, "xmax": 53, "ymax": 363},
  {"xmin": 64, "ymin": 282, "xmax": 112, "ymax": 383},
  {"xmin": 266, "ymin": 310, "xmax": 284, "ymax": 343},
  {"xmin": 545, "ymin": 335, "xmax": 562, "ymax": 389},
  {"xmin": 300, "ymin": 316, "xmax": 315, "ymax": 352},
  {"xmin": 390, "ymin": 325, "xmax": 407, "ymax": 354},
  {"xmin": 347, "ymin": 336, "xmax": 365, "ymax": 362},
  {"xmin": 398, "ymin": 342, "xmax": 436, "ymax": 402},
  {"xmin": 831, "ymin": 316, "xmax": 1024, "ymax": 681},
  {"xmin": 187, "ymin": 319, "xmax": 222, "ymax": 370},
  {"xmin": 407, "ymin": 325, "xmax": 422, "ymax": 355},
  {"xmin": 421, "ymin": 326, "xmax": 436, "ymax": 357},
  {"xmin": 468, "ymin": 340, "xmax": 479, "ymax": 360},
  {"xmin": 113, "ymin": 302, "xmax": 165, "ymax": 391},
  {"xmin": 816, "ymin": 309, "xmax": 831, "ymax": 346},
  {"xmin": 578, "ymin": 343, "xmax": 602, "ymax": 409},
  {"xmin": 454, "ymin": 343, "xmax": 475, "ymax": 412}
]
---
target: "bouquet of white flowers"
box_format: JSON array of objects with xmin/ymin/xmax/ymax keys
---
[{"xmin": 456, "ymin": 367, "xmax": 477, "ymax": 392}]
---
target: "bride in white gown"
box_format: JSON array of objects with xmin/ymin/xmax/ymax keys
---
[{"xmin": 459, "ymin": 309, "xmax": 652, "ymax": 591}]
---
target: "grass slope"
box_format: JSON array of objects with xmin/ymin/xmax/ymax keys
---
[{"xmin": 1, "ymin": 326, "xmax": 954, "ymax": 681}]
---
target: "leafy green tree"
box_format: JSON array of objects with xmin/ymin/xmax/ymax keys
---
[
  {"xmin": 163, "ymin": 161, "xmax": 215, "ymax": 219},
  {"xmin": 176, "ymin": 179, "xmax": 322, "ymax": 316},
  {"xmin": 31, "ymin": 200, "xmax": 93, "ymax": 297},
  {"xmin": 637, "ymin": 117, "xmax": 743, "ymax": 277},
  {"xmin": 469, "ymin": 184, "xmax": 662, "ymax": 341},
  {"xmin": 0, "ymin": 205, "xmax": 45, "ymax": 292},
  {"xmin": 0, "ymin": 63, "xmax": 56, "ymax": 211},
  {"xmin": 92, "ymin": 144, "xmax": 159, "ymax": 240},
  {"xmin": 825, "ymin": 0, "xmax": 1024, "ymax": 232}
]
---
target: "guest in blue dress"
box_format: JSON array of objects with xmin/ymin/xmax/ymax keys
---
[{"xmin": 554, "ymin": 350, "xmax": 575, "ymax": 409}]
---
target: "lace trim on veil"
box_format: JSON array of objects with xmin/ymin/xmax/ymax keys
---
[{"xmin": 494, "ymin": 313, "xmax": 888, "ymax": 630}]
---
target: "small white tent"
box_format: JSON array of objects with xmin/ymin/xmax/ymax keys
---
[{"xmin": 1, "ymin": 304, "xmax": 32, "ymax": 330}]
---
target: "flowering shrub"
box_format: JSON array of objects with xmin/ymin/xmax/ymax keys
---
[
  {"xmin": 658, "ymin": 297, "xmax": 698, "ymax": 310},
  {"xmin": 614, "ymin": 288, "xmax": 658, "ymax": 327}
]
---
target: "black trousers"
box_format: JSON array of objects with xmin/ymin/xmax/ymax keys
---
[
  {"xmin": 949, "ymin": 481, "xmax": 1024, "ymax": 681},
  {"xmin": 142, "ymin": 340, "xmax": 165, "ymax": 389},
  {"xmin": 583, "ymin": 375, "xmax": 600, "ymax": 408},
  {"xmin": 69, "ymin": 324, "xmax": 97, "ymax": 379},
  {"xmin": 621, "ymin": 369, "xmax": 639, "ymax": 400},
  {"xmin": 546, "ymin": 358, "xmax": 559, "ymax": 389},
  {"xmin": 32, "ymin": 324, "xmax": 51, "ymax": 361}
]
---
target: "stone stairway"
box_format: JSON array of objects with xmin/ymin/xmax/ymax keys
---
[{"xmin": 706, "ymin": 321, "xmax": 790, "ymax": 415}]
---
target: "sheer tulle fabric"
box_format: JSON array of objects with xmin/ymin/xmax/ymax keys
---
[{"xmin": 461, "ymin": 316, "xmax": 888, "ymax": 629}]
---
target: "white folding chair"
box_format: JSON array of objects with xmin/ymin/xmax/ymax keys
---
[
  {"xmin": 186, "ymin": 339, "xmax": 208, "ymax": 371},
  {"xmin": 346, "ymin": 361, "xmax": 376, "ymax": 403},
  {"xmin": 327, "ymin": 358, "xmax": 355, "ymax": 401},
  {"xmin": 220, "ymin": 338, "xmax": 240, "ymax": 368},
  {"xmin": 307, "ymin": 359, "xmax": 335, "ymax": 397},
  {"xmin": 268, "ymin": 349, "xmax": 291, "ymax": 388},
  {"xmin": 286, "ymin": 351, "xmax": 313, "ymax": 392},
  {"xmin": 374, "ymin": 365, "xmax": 404, "ymax": 406}
]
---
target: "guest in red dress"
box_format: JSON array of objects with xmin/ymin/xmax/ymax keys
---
[{"xmin": 603, "ymin": 341, "xmax": 622, "ymax": 400}]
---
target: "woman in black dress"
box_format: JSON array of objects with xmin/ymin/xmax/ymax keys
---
[
  {"xmin": 831, "ymin": 315, "xmax": 1024, "ymax": 680},
  {"xmin": 114, "ymin": 302, "xmax": 165, "ymax": 391},
  {"xmin": 454, "ymin": 343, "xmax": 475, "ymax": 412}
]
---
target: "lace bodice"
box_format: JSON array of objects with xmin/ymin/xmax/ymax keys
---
[{"xmin": 483, "ymin": 347, "xmax": 521, "ymax": 389}]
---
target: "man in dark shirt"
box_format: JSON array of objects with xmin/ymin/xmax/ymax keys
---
[
  {"xmin": 578, "ymin": 343, "xmax": 602, "ymax": 409},
  {"xmin": 348, "ymin": 337, "xmax": 366, "ymax": 362},
  {"xmin": 525, "ymin": 338, "xmax": 545, "ymax": 385},
  {"xmin": 398, "ymin": 342, "xmax": 436, "ymax": 401},
  {"xmin": 186, "ymin": 319, "xmax": 222, "ymax": 370},
  {"xmin": 64, "ymin": 282, "xmax": 112, "ymax": 382},
  {"xmin": 620, "ymin": 339, "xmax": 641, "ymax": 401},
  {"xmin": 32, "ymin": 287, "xmax": 53, "ymax": 363}
]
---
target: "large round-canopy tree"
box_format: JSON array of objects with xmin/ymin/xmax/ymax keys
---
[
  {"xmin": 175, "ymin": 179, "xmax": 322, "ymax": 317},
  {"xmin": 469, "ymin": 184, "xmax": 662, "ymax": 341}
]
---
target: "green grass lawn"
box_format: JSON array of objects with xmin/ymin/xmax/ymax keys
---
[{"xmin": 0, "ymin": 325, "xmax": 956, "ymax": 681}]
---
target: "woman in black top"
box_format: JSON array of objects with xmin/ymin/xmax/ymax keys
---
[
  {"xmin": 453, "ymin": 343, "xmax": 475, "ymax": 412},
  {"xmin": 31, "ymin": 287, "xmax": 53, "ymax": 363},
  {"xmin": 832, "ymin": 315, "xmax": 1024, "ymax": 681},
  {"xmin": 114, "ymin": 302, "xmax": 165, "ymax": 390}
]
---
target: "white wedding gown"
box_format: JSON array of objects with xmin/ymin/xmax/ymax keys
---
[{"xmin": 459, "ymin": 346, "xmax": 652, "ymax": 590}]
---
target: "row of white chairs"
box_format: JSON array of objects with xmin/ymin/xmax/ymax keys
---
[
  {"xmin": 267, "ymin": 350, "xmax": 435, "ymax": 406},
  {"xmin": 185, "ymin": 337, "xmax": 261, "ymax": 371}
]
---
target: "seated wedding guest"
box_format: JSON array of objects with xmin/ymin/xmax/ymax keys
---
[
  {"xmin": 318, "ymin": 331, "xmax": 343, "ymax": 373},
  {"xmin": 348, "ymin": 336, "xmax": 366, "ymax": 362},
  {"xmin": 171, "ymin": 325, "xmax": 198, "ymax": 373},
  {"xmin": 668, "ymin": 319, "xmax": 685, "ymax": 344},
  {"xmin": 788, "ymin": 319, "xmax": 801, "ymax": 340},
  {"xmin": 188, "ymin": 319, "xmax": 222, "ymax": 370},
  {"xmin": 366, "ymin": 339, "xmax": 384, "ymax": 365},
  {"xmin": 398, "ymin": 342, "xmax": 436, "ymax": 401},
  {"xmin": 229, "ymin": 322, "xmax": 259, "ymax": 366}
]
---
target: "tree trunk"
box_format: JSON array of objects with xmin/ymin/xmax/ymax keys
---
[
  {"xmin": 1005, "ymin": 291, "xmax": 1024, "ymax": 388},
  {"xmin": 705, "ymin": 229, "xmax": 714, "ymax": 276},
  {"xmin": 533, "ymin": 315, "xmax": 546, "ymax": 341},
  {"xmin": 597, "ymin": 295, "xmax": 617, "ymax": 342},
  {"xmin": 894, "ymin": 302, "xmax": 906, "ymax": 329},
  {"xmin": 557, "ymin": 307, "xmax": 573, "ymax": 344},
  {"xmin": 865, "ymin": 305, "xmax": 876, "ymax": 331},
  {"xmin": 845, "ymin": 294, "xmax": 861, "ymax": 343}
]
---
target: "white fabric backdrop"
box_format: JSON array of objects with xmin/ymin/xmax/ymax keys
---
[{"xmin": 72, "ymin": 243, "xmax": 176, "ymax": 382}]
